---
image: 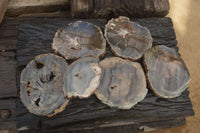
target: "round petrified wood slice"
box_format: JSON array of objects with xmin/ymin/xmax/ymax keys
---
[
  {"xmin": 63, "ymin": 56, "xmax": 101, "ymax": 98},
  {"xmin": 20, "ymin": 54, "xmax": 69, "ymax": 117},
  {"xmin": 144, "ymin": 45, "xmax": 191, "ymax": 98},
  {"xmin": 95, "ymin": 57, "xmax": 147, "ymax": 109},
  {"xmin": 52, "ymin": 21, "xmax": 106, "ymax": 60},
  {"xmin": 105, "ymin": 16, "xmax": 153, "ymax": 61}
]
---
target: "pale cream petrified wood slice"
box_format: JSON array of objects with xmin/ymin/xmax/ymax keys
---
[
  {"xmin": 144, "ymin": 45, "xmax": 190, "ymax": 98},
  {"xmin": 63, "ymin": 56, "xmax": 101, "ymax": 99},
  {"xmin": 95, "ymin": 57, "xmax": 147, "ymax": 109},
  {"xmin": 20, "ymin": 54, "xmax": 69, "ymax": 117},
  {"xmin": 105, "ymin": 16, "xmax": 153, "ymax": 61},
  {"xmin": 52, "ymin": 21, "xmax": 106, "ymax": 60}
]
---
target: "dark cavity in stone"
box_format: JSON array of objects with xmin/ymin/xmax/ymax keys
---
[
  {"xmin": 35, "ymin": 61, "xmax": 44, "ymax": 69},
  {"xmin": 35, "ymin": 98, "xmax": 41, "ymax": 107}
]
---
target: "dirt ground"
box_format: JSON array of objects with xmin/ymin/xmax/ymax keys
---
[{"xmin": 148, "ymin": 0, "xmax": 200, "ymax": 133}]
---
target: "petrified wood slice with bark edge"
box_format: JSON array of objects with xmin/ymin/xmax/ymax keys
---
[
  {"xmin": 16, "ymin": 18, "xmax": 194, "ymax": 132},
  {"xmin": 144, "ymin": 45, "xmax": 191, "ymax": 98},
  {"xmin": 95, "ymin": 57, "xmax": 147, "ymax": 109},
  {"xmin": 63, "ymin": 56, "xmax": 101, "ymax": 99},
  {"xmin": 52, "ymin": 21, "xmax": 106, "ymax": 60},
  {"xmin": 20, "ymin": 53, "xmax": 69, "ymax": 117},
  {"xmin": 105, "ymin": 16, "xmax": 153, "ymax": 61},
  {"xmin": 70, "ymin": 0, "xmax": 170, "ymax": 18}
]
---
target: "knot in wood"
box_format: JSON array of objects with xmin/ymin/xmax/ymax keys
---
[{"xmin": 1, "ymin": 109, "xmax": 11, "ymax": 119}]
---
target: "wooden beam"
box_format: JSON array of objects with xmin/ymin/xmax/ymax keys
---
[
  {"xmin": 0, "ymin": 52, "xmax": 17, "ymax": 98},
  {"xmin": 16, "ymin": 17, "xmax": 194, "ymax": 132},
  {"xmin": 0, "ymin": 0, "xmax": 8, "ymax": 24},
  {"xmin": 6, "ymin": 0, "xmax": 69, "ymax": 16},
  {"xmin": 71, "ymin": 0, "xmax": 170, "ymax": 18},
  {"xmin": 0, "ymin": 99, "xmax": 16, "ymax": 130}
]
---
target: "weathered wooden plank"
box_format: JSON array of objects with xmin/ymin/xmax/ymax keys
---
[
  {"xmin": 0, "ymin": 38, "xmax": 17, "ymax": 51},
  {"xmin": 16, "ymin": 100, "xmax": 39, "ymax": 133},
  {"xmin": 0, "ymin": 27, "xmax": 18, "ymax": 39},
  {"xmin": 0, "ymin": 0, "xmax": 8, "ymax": 24},
  {"xmin": 0, "ymin": 14, "xmax": 70, "ymax": 51},
  {"xmin": 0, "ymin": 99, "xmax": 16, "ymax": 130},
  {"xmin": 71, "ymin": 0, "xmax": 170, "ymax": 18},
  {"xmin": 0, "ymin": 121, "xmax": 16, "ymax": 130},
  {"xmin": 0, "ymin": 52, "xmax": 17, "ymax": 98},
  {"xmin": 17, "ymin": 17, "xmax": 178, "ymax": 69},
  {"xmin": 41, "ymin": 118, "xmax": 186, "ymax": 133},
  {"xmin": 6, "ymin": 0, "xmax": 69, "ymax": 16},
  {"xmin": 16, "ymin": 18, "xmax": 106, "ymax": 70},
  {"xmin": 40, "ymin": 91, "xmax": 193, "ymax": 131},
  {"xmin": 16, "ymin": 17, "xmax": 194, "ymax": 132}
]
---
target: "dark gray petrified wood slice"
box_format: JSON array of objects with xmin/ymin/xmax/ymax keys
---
[
  {"xmin": 63, "ymin": 56, "xmax": 101, "ymax": 98},
  {"xmin": 70, "ymin": 0, "xmax": 170, "ymax": 18},
  {"xmin": 20, "ymin": 53, "xmax": 69, "ymax": 117},
  {"xmin": 52, "ymin": 21, "xmax": 106, "ymax": 60},
  {"xmin": 16, "ymin": 18, "xmax": 194, "ymax": 132},
  {"xmin": 144, "ymin": 45, "xmax": 190, "ymax": 98},
  {"xmin": 105, "ymin": 16, "xmax": 152, "ymax": 61},
  {"xmin": 95, "ymin": 57, "xmax": 147, "ymax": 109}
]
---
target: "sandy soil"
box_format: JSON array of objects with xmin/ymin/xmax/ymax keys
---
[{"xmin": 148, "ymin": 0, "xmax": 200, "ymax": 133}]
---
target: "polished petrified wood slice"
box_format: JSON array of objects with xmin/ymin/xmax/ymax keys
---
[
  {"xmin": 63, "ymin": 56, "xmax": 101, "ymax": 99},
  {"xmin": 105, "ymin": 16, "xmax": 152, "ymax": 61},
  {"xmin": 20, "ymin": 54, "xmax": 69, "ymax": 117},
  {"xmin": 52, "ymin": 21, "xmax": 106, "ymax": 60},
  {"xmin": 144, "ymin": 45, "xmax": 190, "ymax": 98},
  {"xmin": 95, "ymin": 57, "xmax": 147, "ymax": 109}
]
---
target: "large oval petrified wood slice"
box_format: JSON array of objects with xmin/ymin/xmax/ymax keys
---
[
  {"xmin": 144, "ymin": 45, "xmax": 191, "ymax": 98},
  {"xmin": 105, "ymin": 16, "xmax": 153, "ymax": 61},
  {"xmin": 20, "ymin": 54, "xmax": 69, "ymax": 117},
  {"xmin": 52, "ymin": 21, "xmax": 106, "ymax": 60},
  {"xmin": 63, "ymin": 56, "xmax": 101, "ymax": 99},
  {"xmin": 95, "ymin": 57, "xmax": 147, "ymax": 109}
]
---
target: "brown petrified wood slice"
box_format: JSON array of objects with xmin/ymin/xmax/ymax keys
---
[
  {"xmin": 63, "ymin": 56, "xmax": 101, "ymax": 99},
  {"xmin": 144, "ymin": 45, "xmax": 191, "ymax": 98},
  {"xmin": 105, "ymin": 16, "xmax": 153, "ymax": 61},
  {"xmin": 52, "ymin": 21, "xmax": 106, "ymax": 60},
  {"xmin": 20, "ymin": 54, "xmax": 69, "ymax": 117},
  {"xmin": 95, "ymin": 57, "xmax": 147, "ymax": 109}
]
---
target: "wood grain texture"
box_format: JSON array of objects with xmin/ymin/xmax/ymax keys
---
[
  {"xmin": 0, "ymin": 17, "xmax": 19, "ymax": 51},
  {"xmin": 6, "ymin": 0, "xmax": 69, "ymax": 16},
  {"xmin": 16, "ymin": 17, "xmax": 194, "ymax": 132},
  {"xmin": 0, "ymin": 0, "xmax": 8, "ymax": 24},
  {"xmin": 42, "ymin": 118, "xmax": 186, "ymax": 133},
  {"xmin": 0, "ymin": 52, "xmax": 17, "ymax": 98},
  {"xmin": 0, "ymin": 99, "xmax": 16, "ymax": 130},
  {"xmin": 70, "ymin": 0, "xmax": 170, "ymax": 18}
]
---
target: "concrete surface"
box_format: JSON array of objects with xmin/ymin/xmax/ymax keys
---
[{"xmin": 148, "ymin": 0, "xmax": 200, "ymax": 132}]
